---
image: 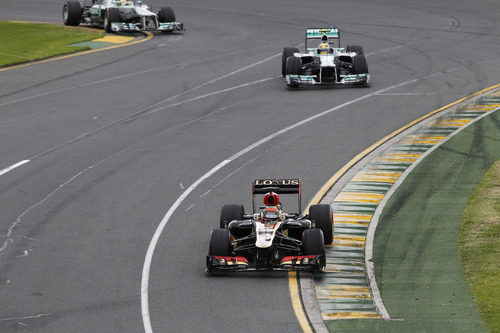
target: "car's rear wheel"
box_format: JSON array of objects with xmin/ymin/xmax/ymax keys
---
[
  {"xmin": 282, "ymin": 47, "xmax": 299, "ymax": 76},
  {"xmin": 309, "ymin": 204, "xmax": 333, "ymax": 244},
  {"xmin": 347, "ymin": 45, "xmax": 364, "ymax": 55},
  {"xmin": 220, "ymin": 204, "xmax": 245, "ymax": 229},
  {"xmin": 208, "ymin": 229, "xmax": 232, "ymax": 256},
  {"xmin": 105, "ymin": 7, "xmax": 121, "ymax": 33},
  {"xmin": 352, "ymin": 54, "xmax": 369, "ymax": 74},
  {"xmin": 62, "ymin": 1, "xmax": 82, "ymax": 26},
  {"xmin": 158, "ymin": 7, "xmax": 175, "ymax": 22},
  {"xmin": 302, "ymin": 229, "xmax": 326, "ymax": 272}
]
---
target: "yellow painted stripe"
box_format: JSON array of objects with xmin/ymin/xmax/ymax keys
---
[
  {"xmin": 351, "ymin": 174, "xmax": 399, "ymax": 183},
  {"xmin": 332, "ymin": 241, "xmax": 364, "ymax": 248},
  {"xmin": 374, "ymin": 157, "xmax": 419, "ymax": 163},
  {"xmin": 385, "ymin": 153, "xmax": 422, "ymax": 158},
  {"xmin": 321, "ymin": 285, "xmax": 370, "ymax": 291},
  {"xmin": 464, "ymin": 104, "xmax": 500, "ymax": 108},
  {"xmin": 399, "ymin": 139, "xmax": 443, "ymax": 144},
  {"xmin": 433, "ymin": 119, "xmax": 471, "ymax": 125},
  {"xmin": 93, "ymin": 35, "xmax": 135, "ymax": 43},
  {"xmin": 335, "ymin": 192, "xmax": 384, "ymax": 203},
  {"xmin": 288, "ymin": 272, "xmax": 313, "ymax": 333},
  {"xmin": 322, "ymin": 312, "xmax": 382, "ymax": 319},
  {"xmin": 334, "ymin": 221, "xmax": 370, "ymax": 227},
  {"xmin": 333, "ymin": 214, "xmax": 372, "ymax": 221},
  {"xmin": 334, "ymin": 235, "xmax": 366, "ymax": 242},
  {"xmin": 317, "ymin": 292, "xmax": 372, "ymax": 299}
]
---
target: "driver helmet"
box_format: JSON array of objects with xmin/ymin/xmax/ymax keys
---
[
  {"xmin": 318, "ymin": 34, "xmax": 332, "ymax": 54},
  {"xmin": 263, "ymin": 192, "xmax": 279, "ymax": 206}
]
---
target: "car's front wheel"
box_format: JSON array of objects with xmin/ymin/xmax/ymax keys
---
[
  {"xmin": 302, "ymin": 229, "xmax": 326, "ymax": 272},
  {"xmin": 309, "ymin": 204, "xmax": 333, "ymax": 244},
  {"xmin": 158, "ymin": 7, "xmax": 175, "ymax": 22},
  {"xmin": 208, "ymin": 229, "xmax": 232, "ymax": 256},
  {"xmin": 282, "ymin": 47, "xmax": 299, "ymax": 76},
  {"xmin": 104, "ymin": 8, "xmax": 121, "ymax": 33}
]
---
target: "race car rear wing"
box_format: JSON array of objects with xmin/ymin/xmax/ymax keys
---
[
  {"xmin": 305, "ymin": 27, "xmax": 340, "ymax": 49},
  {"xmin": 252, "ymin": 179, "xmax": 302, "ymax": 214}
]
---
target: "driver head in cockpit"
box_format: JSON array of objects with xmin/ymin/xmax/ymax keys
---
[{"xmin": 317, "ymin": 34, "xmax": 332, "ymax": 54}]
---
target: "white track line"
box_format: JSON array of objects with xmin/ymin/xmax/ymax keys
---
[
  {"xmin": 0, "ymin": 160, "xmax": 30, "ymax": 177},
  {"xmin": 141, "ymin": 78, "xmax": 418, "ymax": 332}
]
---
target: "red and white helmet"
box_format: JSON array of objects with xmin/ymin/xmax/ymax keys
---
[{"xmin": 263, "ymin": 192, "xmax": 279, "ymax": 206}]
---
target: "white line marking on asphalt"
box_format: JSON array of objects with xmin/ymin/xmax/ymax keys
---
[
  {"xmin": 377, "ymin": 92, "xmax": 436, "ymax": 96},
  {"xmin": 0, "ymin": 160, "xmax": 30, "ymax": 177},
  {"xmin": 141, "ymin": 78, "xmax": 419, "ymax": 333},
  {"xmin": 200, "ymin": 155, "xmax": 260, "ymax": 198},
  {"xmin": 0, "ymin": 313, "xmax": 50, "ymax": 321}
]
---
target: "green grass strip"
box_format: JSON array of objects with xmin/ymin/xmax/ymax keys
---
[
  {"xmin": 0, "ymin": 21, "xmax": 104, "ymax": 67},
  {"xmin": 461, "ymin": 159, "xmax": 500, "ymax": 333}
]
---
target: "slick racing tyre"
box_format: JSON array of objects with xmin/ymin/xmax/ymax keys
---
[
  {"xmin": 285, "ymin": 56, "xmax": 301, "ymax": 75},
  {"xmin": 62, "ymin": 1, "xmax": 82, "ymax": 26},
  {"xmin": 352, "ymin": 54, "xmax": 369, "ymax": 74},
  {"xmin": 346, "ymin": 45, "xmax": 364, "ymax": 55},
  {"xmin": 208, "ymin": 229, "xmax": 232, "ymax": 256},
  {"xmin": 158, "ymin": 7, "xmax": 175, "ymax": 22},
  {"xmin": 302, "ymin": 229, "xmax": 326, "ymax": 272},
  {"xmin": 219, "ymin": 204, "xmax": 245, "ymax": 229},
  {"xmin": 105, "ymin": 8, "xmax": 121, "ymax": 33},
  {"xmin": 282, "ymin": 47, "xmax": 299, "ymax": 76},
  {"xmin": 309, "ymin": 204, "xmax": 333, "ymax": 244}
]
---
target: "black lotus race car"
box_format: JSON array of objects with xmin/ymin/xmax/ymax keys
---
[{"xmin": 206, "ymin": 179, "xmax": 333, "ymax": 273}]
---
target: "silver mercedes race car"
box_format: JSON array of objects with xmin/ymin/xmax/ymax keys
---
[
  {"xmin": 62, "ymin": 0, "xmax": 184, "ymax": 33},
  {"xmin": 282, "ymin": 28, "xmax": 369, "ymax": 87}
]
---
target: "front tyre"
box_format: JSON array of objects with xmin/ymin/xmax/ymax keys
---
[
  {"xmin": 62, "ymin": 1, "xmax": 82, "ymax": 26},
  {"xmin": 158, "ymin": 7, "xmax": 176, "ymax": 22},
  {"xmin": 352, "ymin": 54, "xmax": 369, "ymax": 74},
  {"xmin": 104, "ymin": 7, "xmax": 121, "ymax": 33},
  {"xmin": 302, "ymin": 229, "xmax": 326, "ymax": 272},
  {"xmin": 282, "ymin": 47, "xmax": 299, "ymax": 76},
  {"xmin": 208, "ymin": 229, "xmax": 232, "ymax": 256},
  {"xmin": 309, "ymin": 204, "xmax": 333, "ymax": 244}
]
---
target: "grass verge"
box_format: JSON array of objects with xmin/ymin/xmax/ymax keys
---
[
  {"xmin": 0, "ymin": 21, "xmax": 104, "ymax": 67},
  {"xmin": 461, "ymin": 159, "xmax": 500, "ymax": 333}
]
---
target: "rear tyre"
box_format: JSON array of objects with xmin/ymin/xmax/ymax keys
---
[
  {"xmin": 208, "ymin": 229, "xmax": 232, "ymax": 256},
  {"xmin": 352, "ymin": 54, "xmax": 369, "ymax": 74},
  {"xmin": 346, "ymin": 45, "xmax": 364, "ymax": 55},
  {"xmin": 158, "ymin": 7, "xmax": 175, "ymax": 22},
  {"xmin": 282, "ymin": 47, "xmax": 299, "ymax": 76},
  {"xmin": 309, "ymin": 204, "xmax": 333, "ymax": 244},
  {"xmin": 302, "ymin": 229, "xmax": 326, "ymax": 272},
  {"xmin": 220, "ymin": 204, "xmax": 245, "ymax": 229},
  {"xmin": 105, "ymin": 7, "xmax": 121, "ymax": 33},
  {"xmin": 62, "ymin": 1, "xmax": 82, "ymax": 26}
]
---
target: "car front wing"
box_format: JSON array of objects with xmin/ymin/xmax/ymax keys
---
[
  {"xmin": 205, "ymin": 254, "xmax": 324, "ymax": 272},
  {"xmin": 285, "ymin": 73, "xmax": 369, "ymax": 86}
]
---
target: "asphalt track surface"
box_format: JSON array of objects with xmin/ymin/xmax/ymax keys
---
[{"xmin": 2, "ymin": 0, "xmax": 500, "ymax": 332}]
